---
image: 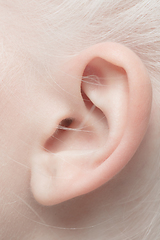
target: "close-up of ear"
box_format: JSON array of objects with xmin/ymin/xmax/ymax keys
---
[{"xmin": 30, "ymin": 42, "xmax": 152, "ymax": 206}]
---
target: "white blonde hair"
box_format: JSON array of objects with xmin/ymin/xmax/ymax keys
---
[
  {"xmin": 0, "ymin": 1, "xmax": 160, "ymax": 239},
  {"xmin": 0, "ymin": 0, "xmax": 160, "ymax": 88}
]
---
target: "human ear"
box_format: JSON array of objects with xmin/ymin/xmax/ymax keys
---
[{"xmin": 30, "ymin": 42, "xmax": 152, "ymax": 206}]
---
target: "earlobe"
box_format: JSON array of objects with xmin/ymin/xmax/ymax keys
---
[{"xmin": 30, "ymin": 42, "xmax": 152, "ymax": 206}]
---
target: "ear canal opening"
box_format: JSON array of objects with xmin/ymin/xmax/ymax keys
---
[
  {"xmin": 44, "ymin": 117, "xmax": 75, "ymax": 153},
  {"xmin": 58, "ymin": 118, "xmax": 74, "ymax": 129}
]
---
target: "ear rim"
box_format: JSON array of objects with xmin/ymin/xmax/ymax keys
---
[
  {"xmin": 70, "ymin": 42, "xmax": 152, "ymax": 192},
  {"xmin": 75, "ymin": 42, "xmax": 152, "ymax": 180},
  {"xmin": 31, "ymin": 42, "xmax": 152, "ymax": 206}
]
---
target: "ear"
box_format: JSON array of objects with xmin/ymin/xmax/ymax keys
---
[{"xmin": 30, "ymin": 42, "xmax": 152, "ymax": 206}]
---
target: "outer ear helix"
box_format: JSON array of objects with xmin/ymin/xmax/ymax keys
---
[
  {"xmin": 78, "ymin": 42, "xmax": 152, "ymax": 183},
  {"xmin": 30, "ymin": 42, "xmax": 152, "ymax": 206}
]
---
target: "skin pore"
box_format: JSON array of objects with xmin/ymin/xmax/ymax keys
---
[{"xmin": 1, "ymin": 1, "xmax": 160, "ymax": 239}]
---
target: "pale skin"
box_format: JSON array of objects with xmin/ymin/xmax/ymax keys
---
[{"xmin": 1, "ymin": 36, "xmax": 160, "ymax": 240}]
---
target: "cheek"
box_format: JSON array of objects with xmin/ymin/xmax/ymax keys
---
[
  {"xmin": 0, "ymin": 61, "xmax": 63, "ymax": 237},
  {"xmin": 0, "ymin": 72, "xmax": 40, "ymax": 237},
  {"xmin": 0, "ymin": 75, "xmax": 34, "ymax": 169}
]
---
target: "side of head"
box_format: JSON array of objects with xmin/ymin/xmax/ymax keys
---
[{"xmin": 0, "ymin": 1, "xmax": 160, "ymax": 239}]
